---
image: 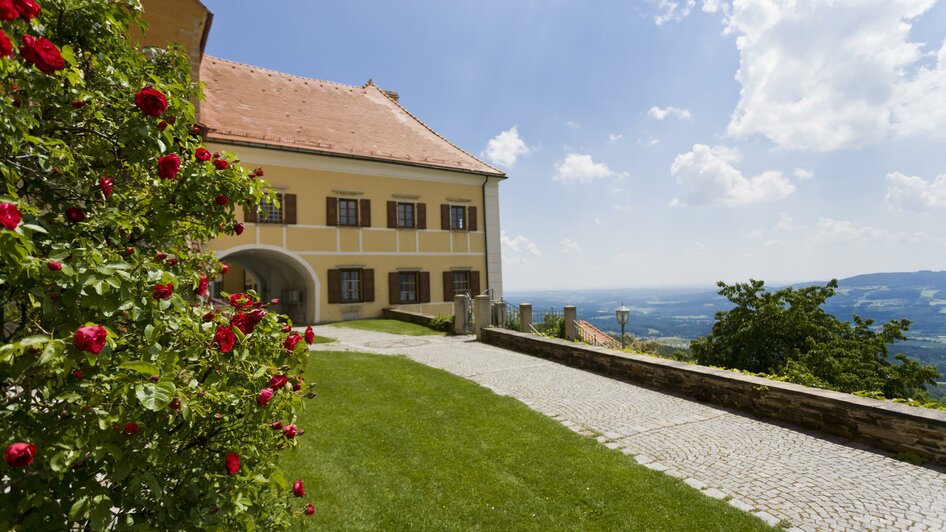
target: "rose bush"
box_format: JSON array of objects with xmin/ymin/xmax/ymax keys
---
[{"xmin": 0, "ymin": 1, "xmax": 316, "ymax": 528}]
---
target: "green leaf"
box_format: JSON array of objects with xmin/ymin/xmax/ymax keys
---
[
  {"xmin": 20, "ymin": 224, "xmax": 48, "ymax": 234},
  {"xmin": 135, "ymin": 381, "xmax": 176, "ymax": 411},
  {"xmin": 18, "ymin": 335, "xmax": 49, "ymax": 348},
  {"xmin": 38, "ymin": 340, "xmax": 65, "ymax": 365},
  {"xmin": 69, "ymin": 496, "xmax": 90, "ymax": 521},
  {"xmin": 118, "ymin": 360, "xmax": 159, "ymax": 376},
  {"xmin": 90, "ymin": 495, "xmax": 113, "ymax": 531}
]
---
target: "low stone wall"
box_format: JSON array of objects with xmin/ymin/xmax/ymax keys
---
[
  {"xmin": 382, "ymin": 308, "xmax": 434, "ymax": 327},
  {"xmin": 480, "ymin": 327, "xmax": 946, "ymax": 466}
]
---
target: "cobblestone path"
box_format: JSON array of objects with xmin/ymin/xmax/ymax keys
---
[{"xmin": 313, "ymin": 326, "xmax": 946, "ymax": 532}]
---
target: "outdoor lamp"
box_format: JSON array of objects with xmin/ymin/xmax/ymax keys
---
[{"xmin": 615, "ymin": 304, "xmax": 630, "ymax": 349}]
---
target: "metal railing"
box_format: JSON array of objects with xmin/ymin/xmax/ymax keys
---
[
  {"xmin": 492, "ymin": 300, "xmax": 520, "ymax": 330},
  {"xmin": 576, "ymin": 320, "xmax": 620, "ymax": 348},
  {"xmin": 529, "ymin": 308, "xmax": 564, "ymax": 338}
]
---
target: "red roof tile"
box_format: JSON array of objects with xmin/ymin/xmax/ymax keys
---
[{"xmin": 199, "ymin": 56, "xmax": 504, "ymax": 177}]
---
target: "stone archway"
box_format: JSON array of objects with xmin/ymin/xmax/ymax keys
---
[{"xmin": 215, "ymin": 245, "xmax": 320, "ymax": 324}]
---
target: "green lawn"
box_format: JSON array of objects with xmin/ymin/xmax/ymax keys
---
[
  {"xmin": 328, "ymin": 319, "xmax": 444, "ymax": 336},
  {"xmin": 311, "ymin": 335, "xmax": 336, "ymax": 344},
  {"xmin": 282, "ymin": 351, "xmax": 773, "ymax": 531}
]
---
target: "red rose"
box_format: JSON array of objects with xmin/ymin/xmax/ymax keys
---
[
  {"xmin": 281, "ymin": 324, "xmax": 291, "ymax": 333},
  {"xmin": 0, "ymin": 29, "xmax": 12, "ymax": 59},
  {"xmin": 195, "ymin": 147, "xmax": 211, "ymax": 161},
  {"xmin": 202, "ymin": 310, "xmax": 216, "ymax": 322},
  {"xmin": 305, "ymin": 326, "xmax": 315, "ymax": 345},
  {"xmin": 65, "ymin": 207, "xmax": 85, "ymax": 223},
  {"xmin": 20, "ymin": 35, "xmax": 65, "ymax": 74},
  {"xmin": 12, "ymin": 0, "xmax": 39, "ymax": 20},
  {"xmin": 257, "ymin": 387, "xmax": 274, "ymax": 407},
  {"xmin": 4, "ymin": 442, "xmax": 37, "ymax": 468},
  {"xmin": 122, "ymin": 422, "xmax": 139, "ymax": 435},
  {"xmin": 293, "ymin": 376, "xmax": 305, "ymax": 392},
  {"xmin": 73, "ymin": 325, "xmax": 107, "ymax": 354},
  {"xmin": 270, "ymin": 298, "xmax": 280, "ymax": 305},
  {"xmin": 284, "ymin": 332, "xmax": 303, "ymax": 352},
  {"xmin": 166, "ymin": 116, "xmax": 177, "ymax": 124},
  {"xmin": 168, "ymin": 257, "xmax": 179, "ymax": 266},
  {"xmin": 254, "ymin": 168, "xmax": 265, "ymax": 177},
  {"xmin": 157, "ymin": 154, "xmax": 181, "ymax": 179},
  {"xmin": 213, "ymin": 159, "xmax": 229, "ymax": 170},
  {"xmin": 0, "ymin": 1, "xmax": 17, "ymax": 21},
  {"xmin": 169, "ymin": 397, "xmax": 181, "ymax": 411},
  {"xmin": 269, "ymin": 374, "xmax": 288, "ymax": 390},
  {"xmin": 293, "ymin": 479, "xmax": 305, "ymax": 497},
  {"xmin": 220, "ymin": 262, "xmax": 229, "ymax": 274},
  {"xmin": 305, "ymin": 504, "xmax": 315, "ymax": 516},
  {"xmin": 225, "ymin": 451, "xmax": 240, "ymax": 475},
  {"xmin": 271, "ymin": 421, "xmax": 283, "ymax": 430},
  {"xmin": 283, "ymin": 424, "xmax": 298, "ymax": 439},
  {"xmin": 228, "ymin": 293, "xmax": 252, "ymax": 309},
  {"xmin": 250, "ymin": 308, "xmax": 266, "ymax": 321},
  {"xmin": 0, "ymin": 203, "xmax": 20, "ymax": 230},
  {"xmin": 71, "ymin": 369, "xmax": 83, "ymax": 379},
  {"xmin": 125, "ymin": 246, "xmax": 135, "ymax": 255},
  {"xmin": 153, "ymin": 282, "xmax": 173, "ymax": 300},
  {"xmin": 47, "ymin": 259, "xmax": 62, "ymax": 271},
  {"xmin": 134, "ymin": 87, "xmax": 167, "ymax": 117},
  {"xmin": 99, "ymin": 176, "xmax": 113, "ymax": 198},
  {"xmin": 157, "ymin": 120, "xmax": 168, "ymax": 131},
  {"xmin": 72, "ymin": 99, "xmax": 86, "ymax": 109},
  {"xmin": 212, "ymin": 325, "xmax": 235, "ymax": 353},
  {"xmin": 155, "ymin": 251, "xmax": 167, "ymax": 261},
  {"xmin": 234, "ymin": 222, "xmax": 245, "ymax": 235},
  {"xmin": 214, "ymin": 194, "xmax": 228, "ymax": 206},
  {"xmin": 212, "ymin": 152, "xmax": 220, "ymax": 159},
  {"xmin": 230, "ymin": 312, "xmax": 256, "ymax": 335},
  {"xmin": 195, "ymin": 274, "xmax": 208, "ymax": 296}
]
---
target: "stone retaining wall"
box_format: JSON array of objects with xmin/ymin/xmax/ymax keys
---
[
  {"xmin": 480, "ymin": 327, "xmax": 946, "ymax": 466},
  {"xmin": 382, "ymin": 308, "xmax": 434, "ymax": 327}
]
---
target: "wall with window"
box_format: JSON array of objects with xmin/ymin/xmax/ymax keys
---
[{"xmin": 207, "ymin": 144, "xmax": 501, "ymax": 323}]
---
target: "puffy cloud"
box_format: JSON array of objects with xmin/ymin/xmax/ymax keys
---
[
  {"xmin": 482, "ymin": 126, "xmax": 531, "ymax": 168},
  {"xmin": 670, "ymin": 144, "xmax": 795, "ymax": 206},
  {"xmin": 554, "ymin": 153, "xmax": 616, "ymax": 184},
  {"xmin": 815, "ymin": 218, "xmax": 927, "ymax": 244},
  {"xmin": 702, "ymin": 0, "xmax": 724, "ymax": 13},
  {"xmin": 654, "ymin": 0, "xmax": 696, "ymax": 26},
  {"xmin": 648, "ymin": 106, "xmax": 692, "ymax": 120},
  {"xmin": 724, "ymin": 0, "xmax": 946, "ymax": 151},
  {"xmin": 793, "ymin": 168, "xmax": 814, "ymax": 180},
  {"xmin": 560, "ymin": 238, "xmax": 583, "ymax": 255},
  {"xmin": 501, "ymin": 231, "xmax": 542, "ymax": 256},
  {"xmin": 885, "ymin": 171, "xmax": 946, "ymax": 210}
]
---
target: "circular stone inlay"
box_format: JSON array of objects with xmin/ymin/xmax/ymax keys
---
[{"xmin": 363, "ymin": 338, "xmax": 431, "ymax": 349}]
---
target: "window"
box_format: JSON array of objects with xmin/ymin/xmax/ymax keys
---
[
  {"xmin": 338, "ymin": 199, "xmax": 358, "ymax": 226},
  {"xmin": 397, "ymin": 203, "xmax": 415, "ymax": 228},
  {"xmin": 258, "ymin": 194, "xmax": 283, "ymax": 224},
  {"xmin": 450, "ymin": 205, "xmax": 466, "ymax": 230},
  {"xmin": 399, "ymin": 272, "xmax": 418, "ymax": 303},
  {"xmin": 452, "ymin": 271, "xmax": 471, "ymax": 296},
  {"xmin": 340, "ymin": 269, "xmax": 361, "ymax": 303}
]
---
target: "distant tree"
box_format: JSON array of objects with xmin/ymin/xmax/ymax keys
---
[{"xmin": 691, "ymin": 279, "xmax": 940, "ymax": 400}]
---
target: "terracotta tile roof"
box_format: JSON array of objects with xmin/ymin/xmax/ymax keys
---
[{"xmin": 199, "ymin": 56, "xmax": 504, "ymax": 177}]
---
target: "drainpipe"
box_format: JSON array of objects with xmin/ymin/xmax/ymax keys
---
[{"xmin": 481, "ymin": 175, "xmax": 490, "ymax": 301}]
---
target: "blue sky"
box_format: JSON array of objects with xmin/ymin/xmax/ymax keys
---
[{"xmin": 201, "ymin": 0, "xmax": 946, "ymax": 290}]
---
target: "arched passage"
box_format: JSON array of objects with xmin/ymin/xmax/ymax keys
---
[{"xmin": 215, "ymin": 245, "xmax": 320, "ymax": 324}]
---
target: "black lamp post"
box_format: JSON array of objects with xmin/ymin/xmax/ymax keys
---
[{"xmin": 615, "ymin": 304, "xmax": 630, "ymax": 349}]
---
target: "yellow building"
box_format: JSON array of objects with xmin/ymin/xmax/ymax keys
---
[{"xmin": 135, "ymin": 1, "xmax": 506, "ymax": 324}]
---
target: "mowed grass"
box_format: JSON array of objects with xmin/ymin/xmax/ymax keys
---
[
  {"xmin": 328, "ymin": 318, "xmax": 444, "ymax": 336},
  {"xmin": 282, "ymin": 351, "xmax": 773, "ymax": 531}
]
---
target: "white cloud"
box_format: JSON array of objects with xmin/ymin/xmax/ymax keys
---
[
  {"xmin": 554, "ymin": 153, "xmax": 616, "ymax": 184},
  {"xmin": 793, "ymin": 168, "xmax": 814, "ymax": 180},
  {"xmin": 885, "ymin": 171, "xmax": 946, "ymax": 210},
  {"xmin": 654, "ymin": 0, "xmax": 696, "ymax": 26},
  {"xmin": 501, "ymin": 231, "xmax": 542, "ymax": 256},
  {"xmin": 747, "ymin": 229, "xmax": 764, "ymax": 239},
  {"xmin": 565, "ymin": 120, "xmax": 582, "ymax": 129},
  {"xmin": 608, "ymin": 133, "xmax": 624, "ymax": 143},
  {"xmin": 702, "ymin": 0, "xmax": 724, "ymax": 13},
  {"xmin": 724, "ymin": 0, "xmax": 946, "ymax": 151},
  {"xmin": 482, "ymin": 126, "xmax": 531, "ymax": 168},
  {"xmin": 638, "ymin": 136, "xmax": 661, "ymax": 146},
  {"xmin": 648, "ymin": 106, "xmax": 692, "ymax": 120},
  {"xmin": 774, "ymin": 213, "xmax": 798, "ymax": 231},
  {"xmin": 815, "ymin": 218, "xmax": 928, "ymax": 244},
  {"xmin": 560, "ymin": 238, "xmax": 583, "ymax": 255},
  {"xmin": 670, "ymin": 144, "xmax": 795, "ymax": 206}
]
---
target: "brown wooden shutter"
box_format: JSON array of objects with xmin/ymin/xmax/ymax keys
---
[
  {"xmin": 243, "ymin": 205, "xmax": 257, "ymax": 223},
  {"xmin": 441, "ymin": 204, "xmax": 450, "ymax": 230},
  {"xmin": 419, "ymin": 272, "xmax": 430, "ymax": 303},
  {"xmin": 388, "ymin": 272, "xmax": 400, "ymax": 305},
  {"xmin": 362, "ymin": 269, "xmax": 375, "ymax": 303},
  {"xmin": 359, "ymin": 199, "xmax": 371, "ymax": 227},
  {"xmin": 326, "ymin": 197, "xmax": 338, "ymax": 226},
  {"xmin": 417, "ymin": 203, "xmax": 427, "ymax": 229},
  {"xmin": 284, "ymin": 194, "xmax": 297, "ymax": 225},
  {"xmin": 327, "ymin": 269, "xmax": 340, "ymax": 304},
  {"xmin": 470, "ymin": 271, "xmax": 481, "ymax": 296},
  {"xmin": 467, "ymin": 206, "xmax": 477, "ymax": 231},
  {"xmin": 386, "ymin": 201, "xmax": 397, "ymax": 228},
  {"xmin": 443, "ymin": 271, "xmax": 454, "ymax": 302}
]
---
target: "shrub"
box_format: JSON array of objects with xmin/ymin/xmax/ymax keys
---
[
  {"xmin": 429, "ymin": 314, "xmax": 455, "ymax": 333},
  {"xmin": 0, "ymin": 1, "xmax": 315, "ymax": 528}
]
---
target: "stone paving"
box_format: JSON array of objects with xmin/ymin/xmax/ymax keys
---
[{"xmin": 312, "ymin": 326, "xmax": 946, "ymax": 531}]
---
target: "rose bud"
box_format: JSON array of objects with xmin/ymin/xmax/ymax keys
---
[
  {"xmin": 155, "ymin": 251, "xmax": 167, "ymax": 261},
  {"xmin": 282, "ymin": 325, "xmax": 291, "ymax": 333},
  {"xmin": 125, "ymin": 246, "xmax": 135, "ymax": 255},
  {"xmin": 271, "ymin": 421, "xmax": 283, "ymax": 430},
  {"xmin": 169, "ymin": 397, "xmax": 181, "ymax": 411},
  {"xmin": 283, "ymin": 424, "xmax": 298, "ymax": 439},
  {"xmin": 65, "ymin": 207, "xmax": 85, "ymax": 223},
  {"xmin": 99, "ymin": 176, "xmax": 114, "ymax": 198},
  {"xmin": 284, "ymin": 332, "xmax": 303, "ymax": 352},
  {"xmin": 298, "ymin": 429, "xmax": 306, "ymax": 436},
  {"xmin": 202, "ymin": 311, "xmax": 215, "ymax": 322},
  {"xmin": 47, "ymin": 259, "xmax": 62, "ymax": 271},
  {"xmin": 190, "ymin": 125, "xmax": 202, "ymax": 136},
  {"xmin": 270, "ymin": 298, "xmax": 280, "ymax": 305},
  {"xmin": 212, "ymin": 152, "xmax": 220, "ymax": 159},
  {"xmin": 269, "ymin": 374, "xmax": 288, "ymax": 390},
  {"xmin": 168, "ymin": 257, "xmax": 179, "ymax": 266},
  {"xmin": 305, "ymin": 326, "xmax": 315, "ymax": 345},
  {"xmin": 72, "ymin": 99, "xmax": 86, "ymax": 109},
  {"xmin": 4, "ymin": 442, "xmax": 37, "ymax": 469},
  {"xmin": 225, "ymin": 451, "xmax": 239, "ymax": 475},
  {"xmin": 214, "ymin": 194, "xmax": 228, "ymax": 206},
  {"xmin": 254, "ymin": 168, "xmax": 264, "ymax": 176},
  {"xmin": 122, "ymin": 422, "xmax": 139, "ymax": 435},
  {"xmin": 156, "ymin": 120, "xmax": 168, "ymax": 131},
  {"xmin": 220, "ymin": 262, "xmax": 229, "ymax": 274},
  {"xmin": 293, "ymin": 376, "xmax": 305, "ymax": 392},
  {"xmin": 234, "ymin": 222, "xmax": 245, "ymax": 235},
  {"xmin": 293, "ymin": 479, "xmax": 305, "ymax": 497},
  {"xmin": 72, "ymin": 369, "xmax": 83, "ymax": 379},
  {"xmin": 305, "ymin": 504, "xmax": 315, "ymax": 516},
  {"xmin": 150, "ymin": 375, "xmax": 160, "ymax": 383},
  {"xmin": 257, "ymin": 387, "xmax": 274, "ymax": 407},
  {"xmin": 167, "ymin": 116, "xmax": 177, "ymax": 124}
]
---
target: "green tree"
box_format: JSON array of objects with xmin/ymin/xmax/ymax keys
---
[
  {"xmin": 1, "ymin": 1, "xmax": 316, "ymax": 528},
  {"xmin": 692, "ymin": 279, "xmax": 940, "ymax": 400}
]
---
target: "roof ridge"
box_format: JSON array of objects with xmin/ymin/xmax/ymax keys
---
[
  {"xmin": 368, "ymin": 84, "xmax": 505, "ymax": 177},
  {"xmin": 203, "ymin": 55, "xmax": 365, "ymax": 91}
]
